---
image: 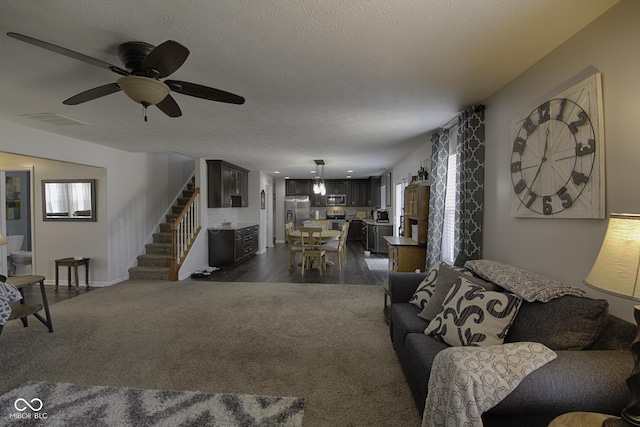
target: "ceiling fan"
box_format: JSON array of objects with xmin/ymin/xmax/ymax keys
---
[{"xmin": 6, "ymin": 32, "xmax": 245, "ymax": 120}]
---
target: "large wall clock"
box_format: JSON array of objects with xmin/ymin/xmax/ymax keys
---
[{"xmin": 510, "ymin": 73, "xmax": 605, "ymax": 218}]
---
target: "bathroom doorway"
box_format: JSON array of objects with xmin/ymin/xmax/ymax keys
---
[{"xmin": 1, "ymin": 168, "xmax": 34, "ymax": 277}]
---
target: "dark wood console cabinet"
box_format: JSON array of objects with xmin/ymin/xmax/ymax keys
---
[{"xmin": 208, "ymin": 224, "xmax": 258, "ymax": 267}]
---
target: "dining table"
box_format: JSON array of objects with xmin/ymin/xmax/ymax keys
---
[
  {"xmin": 288, "ymin": 228, "xmax": 342, "ymax": 241},
  {"xmin": 288, "ymin": 228, "xmax": 342, "ymax": 268}
]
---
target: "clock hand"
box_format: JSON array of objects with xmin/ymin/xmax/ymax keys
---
[{"xmin": 529, "ymin": 128, "xmax": 551, "ymax": 190}]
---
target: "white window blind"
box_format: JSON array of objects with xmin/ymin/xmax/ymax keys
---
[{"xmin": 441, "ymin": 128, "xmax": 458, "ymax": 265}]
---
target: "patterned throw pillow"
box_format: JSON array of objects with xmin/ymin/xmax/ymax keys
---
[
  {"xmin": 425, "ymin": 277, "xmax": 522, "ymax": 347},
  {"xmin": 409, "ymin": 262, "xmax": 443, "ymax": 308},
  {"xmin": 418, "ymin": 264, "xmax": 499, "ymax": 322}
]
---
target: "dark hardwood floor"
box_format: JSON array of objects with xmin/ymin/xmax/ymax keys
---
[
  {"xmin": 15, "ymin": 241, "xmax": 389, "ymax": 307},
  {"xmin": 14, "ymin": 281, "xmax": 95, "ymax": 308},
  {"xmin": 196, "ymin": 241, "xmax": 389, "ymax": 286}
]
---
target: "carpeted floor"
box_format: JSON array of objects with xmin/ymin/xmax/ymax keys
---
[{"xmin": 0, "ymin": 280, "xmax": 420, "ymax": 426}]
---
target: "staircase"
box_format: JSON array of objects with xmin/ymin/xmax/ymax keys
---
[{"xmin": 128, "ymin": 178, "xmax": 198, "ymax": 281}]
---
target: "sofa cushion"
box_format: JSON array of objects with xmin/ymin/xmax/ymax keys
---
[
  {"xmin": 425, "ymin": 277, "xmax": 522, "ymax": 347},
  {"xmin": 390, "ymin": 303, "xmax": 428, "ymax": 353},
  {"xmin": 465, "ymin": 259, "xmax": 586, "ymax": 302},
  {"xmin": 400, "ymin": 333, "xmax": 450, "ymax": 414},
  {"xmin": 505, "ymin": 295, "xmax": 609, "ymax": 350},
  {"xmin": 418, "ymin": 264, "xmax": 499, "ymax": 322},
  {"xmin": 588, "ymin": 314, "xmax": 636, "ymax": 350}
]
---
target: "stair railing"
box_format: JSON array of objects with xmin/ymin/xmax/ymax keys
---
[{"xmin": 170, "ymin": 187, "xmax": 201, "ymax": 281}]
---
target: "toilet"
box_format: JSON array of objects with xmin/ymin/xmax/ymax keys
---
[{"xmin": 7, "ymin": 235, "xmax": 32, "ymax": 276}]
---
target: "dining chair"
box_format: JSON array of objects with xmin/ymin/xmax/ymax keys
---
[
  {"xmin": 299, "ymin": 227, "xmax": 327, "ymax": 275},
  {"xmin": 285, "ymin": 222, "xmax": 298, "ymax": 242},
  {"xmin": 323, "ymin": 222, "xmax": 349, "ymax": 271},
  {"xmin": 285, "ymin": 222, "xmax": 303, "ymax": 271},
  {"xmin": 340, "ymin": 222, "xmax": 349, "ymax": 266}
]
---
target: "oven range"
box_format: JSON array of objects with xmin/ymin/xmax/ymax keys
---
[{"xmin": 326, "ymin": 210, "xmax": 346, "ymax": 230}]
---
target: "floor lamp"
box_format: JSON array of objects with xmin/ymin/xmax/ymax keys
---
[{"xmin": 584, "ymin": 213, "xmax": 640, "ymax": 426}]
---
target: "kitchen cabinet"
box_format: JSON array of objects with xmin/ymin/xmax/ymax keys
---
[
  {"xmin": 346, "ymin": 180, "xmax": 370, "ymax": 206},
  {"xmin": 208, "ymin": 224, "xmax": 259, "ymax": 267},
  {"xmin": 310, "ymin": 193, "xmax": 325, "ymax": 207},
  {"xmin": 404, "ymin": 183, "xmax": 430, "ymax": 245},
  {"xmin": 325, "ymin": 180, "xmax": 347, "ymax": 195},
  {"xmin": 369, "ymin": 176, "xmax": 381, "ymax": 208},
  {"xmin": 285, "ymin": 179, "xmax": 311, "ymax": 196},
  {"xmin": 207, "ymin": 160, "xmax": 249, "ymax": 208},
  {"xmin": 364, "ymin": 221, "xmax": 393, "ymax": 254},
  {"xmin": 347, "ymin": 219, "xmax": 364, "ymax": 241}
]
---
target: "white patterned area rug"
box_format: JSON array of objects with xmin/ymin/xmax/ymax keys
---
[{"xmin": 0, "ymin": 381, "xmax": 305, "ymax": 427}]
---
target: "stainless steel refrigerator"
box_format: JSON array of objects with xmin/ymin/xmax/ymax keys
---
[{"xmin": 284, "ymin": 195, "xmax": 310, "ymax": 228}]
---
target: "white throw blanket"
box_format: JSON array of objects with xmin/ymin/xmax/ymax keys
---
[
  {"xmin": 0, "ymin": 282, "xmax": 22, "ymax": 326},
  {"xmin": 422, "ymin": 342, "xmax": 557, "ymax": 427}
]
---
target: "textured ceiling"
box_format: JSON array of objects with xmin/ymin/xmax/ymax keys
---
[{"xmin": 0, "ymin": 0, "xmax": 618, "ymax": 179}]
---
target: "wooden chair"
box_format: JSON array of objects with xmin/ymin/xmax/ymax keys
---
[
  {"xmin": 299, "ymin": 227, "xmax": 327, "ymax": 275},
  {"xmin": 285, "ymin": 223, "xmax": 303, "ymax": 271},
  {"xmin": 324, "ymin": 222, "xmax": 349, "ymax": 271},
  {"xmin": 284, "ymin": 222, "xmax": 294, "ymax": 245}
]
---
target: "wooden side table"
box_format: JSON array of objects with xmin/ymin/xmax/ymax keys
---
[
  {"xmin": 548, "ymin": 412, "xmax": 619, "ymax": 426},
  {"xmin": 55, "ymin": 257, "xmax": 90, "ymax": 293},
  {"xmin": 2, "ymin": 275, "xmax": 53, "ymax": 334}
]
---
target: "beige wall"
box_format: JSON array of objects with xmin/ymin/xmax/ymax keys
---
[
  {"xmin": 0, "ymin": 153, "xmax": 108, "ymax": 284},
  {"xmin": 0, "ymin": 119, "xmax": 195, "ymax": 285},
  {"xmin": 483, "ymin": 0, "xmax": 640, "ymax": 321}
]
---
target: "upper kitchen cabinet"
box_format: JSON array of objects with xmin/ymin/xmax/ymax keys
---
[
  {"xmin": 285, "ymin": 179, "xmax": 311, "ymax": 196},
  {"xmin": 324, "ymin": 180, "xmax": 347, "ymax": 195},
  {"xmin": 207, "ymin": 160, "xmax": 249, "ymax": 208},
  {"xmin": 346, "ymin": 179, "xmax": 370, "ymax": 206},
  {"xmin": 369, "ymin": 176, "xmax": 381, "ymax": 207}
]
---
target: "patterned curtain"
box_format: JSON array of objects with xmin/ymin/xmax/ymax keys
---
[
  {"xmin": 425, "ymin": 105, "xmax": 485, "ymax": 268},
  {"xmin": 454, "ymin": 105, "xmax": 485, "ymax": 262},
  {"xmin": 426, "ymin": 129, "xmax": 449, "ymax": 268}
]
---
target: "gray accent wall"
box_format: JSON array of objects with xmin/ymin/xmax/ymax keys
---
[{"xmin": 482, "ymin": 0, "xmax": 640, "ymax": 322}]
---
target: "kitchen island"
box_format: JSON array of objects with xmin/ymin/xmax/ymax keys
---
[{"xmin": 384, "ymin": 235, "xmax": 426, "ymax": 272}]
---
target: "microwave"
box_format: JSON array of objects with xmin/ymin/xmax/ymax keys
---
[{"xmin": 326, "ymin": 194, "xmax": 346, "ymax": 206}]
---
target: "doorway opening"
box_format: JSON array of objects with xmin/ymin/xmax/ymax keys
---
[{"xmin": 1, "ymin": 168, "xmax": 34, "ymax": 277}]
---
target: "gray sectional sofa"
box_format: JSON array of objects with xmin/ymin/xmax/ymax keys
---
[{"xmin": 389, "ymin": 266, "xmax": 637, "ymax": 427}]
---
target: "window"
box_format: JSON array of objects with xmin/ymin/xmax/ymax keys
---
[
  {"xmin": 394, "ymin": 182, "xmax": 406, "ymax": 236},
  {"xmin": 440, "ymin": 127, "xmax": 458, "ymax": 264}
]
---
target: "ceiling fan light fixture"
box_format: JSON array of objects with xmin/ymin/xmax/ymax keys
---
[{"xmin": 117, "ymin": 76, "xmax": 169, "ymax": 106}]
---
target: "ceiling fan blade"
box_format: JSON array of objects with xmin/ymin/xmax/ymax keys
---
[
  {"xmin": 141, "ymin": 40, "xmax": 189, "ymax": 78},
  {"xmin": 156, "ymin": 94, "xmax": 182, "ymax": 117},
  {"xmin": 63, "ymin": 83, "xmax": 121, "ymax": 105},
  {"xmin": 165, "ymin": 80, "xmax": 245, "ymax": 105},
  {"xmin": 7, "ymin": 32, "xmax": 130, "ymax": 76}
]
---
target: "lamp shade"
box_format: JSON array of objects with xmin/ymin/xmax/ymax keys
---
[
  {"xmin": 117, "ymin": 76, "xmax": 169, "ymax": 106},
  {"xmin": 584, "ymin": 213, "xmax": 640, "ymax": 299},
  {"xmin": 0, "ymin": 233, "xmax": 6, "ymax": 246}
]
